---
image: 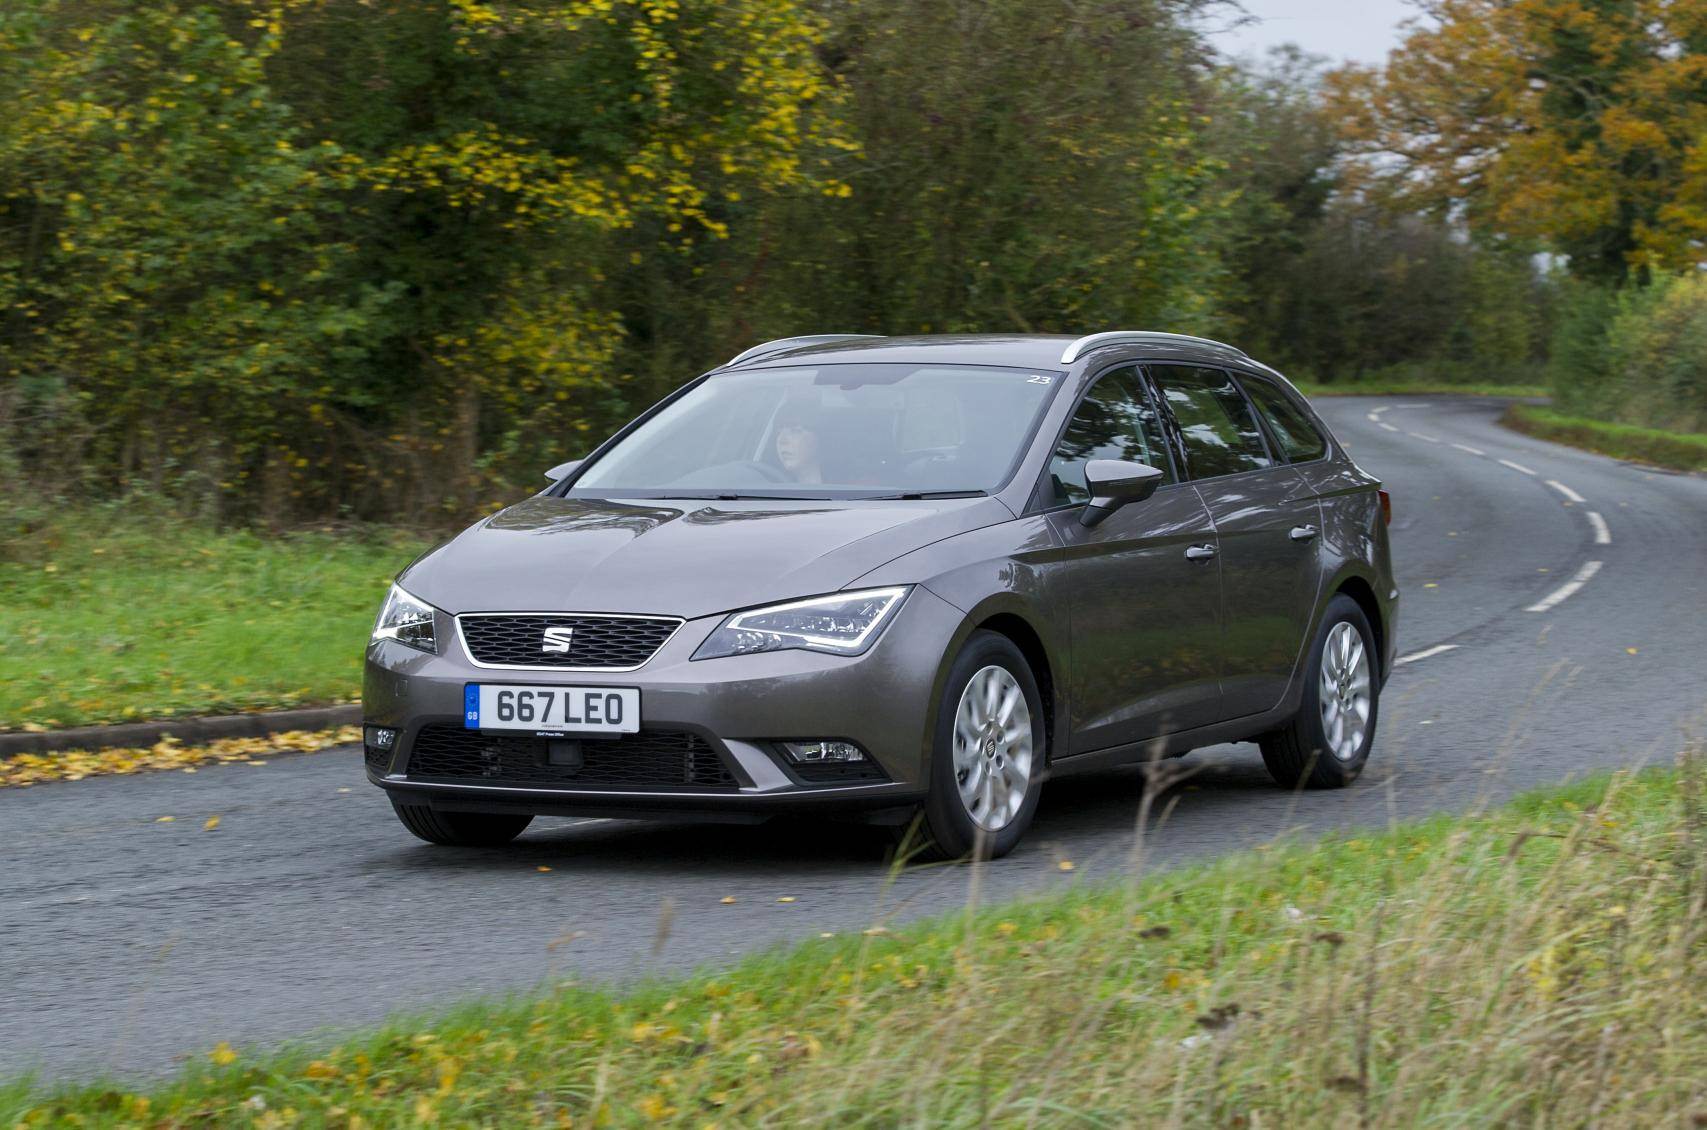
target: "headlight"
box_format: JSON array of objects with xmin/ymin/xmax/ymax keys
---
[
  {"xmin": 372, "ymin": 583, "xmax": 438, "ymax": 653},
  {"xmin": 692, "ymin": 586, "xmax": 910, "ymax": 661}
]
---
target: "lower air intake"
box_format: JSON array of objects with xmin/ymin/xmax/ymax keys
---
[{"xmin": 404, "ymin": 725, "xmax": 739, "ymax": 790}]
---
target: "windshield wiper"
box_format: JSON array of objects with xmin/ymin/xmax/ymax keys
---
[
  {"xmin": 859, "ymin": 490, "xmax": 987, "ymax": 500},
  {"xmin": 649, "ymin": 493, "xmax": 813, "ymax": 501}
]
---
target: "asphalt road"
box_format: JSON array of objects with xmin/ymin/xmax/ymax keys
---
[{"xmin": 5, "ymin": 396, "xmax": 1706, "ymax": 1084}]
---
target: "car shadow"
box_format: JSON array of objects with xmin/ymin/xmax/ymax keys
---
[{"xmin": 378, "ymin": 745, "xmax": 1298, "ymax": 875}]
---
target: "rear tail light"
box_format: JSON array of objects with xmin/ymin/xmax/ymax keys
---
[{"xmin": 1377, "ymin": 489, "xmax": 1391, "ymax": 526}]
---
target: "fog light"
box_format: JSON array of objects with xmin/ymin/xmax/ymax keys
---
[
  {"xmin": 783, "ymin": 740, "xmax": 866, "ymax": 764},
  {"xmin": 365, "ymin": 726, "xmax": 397, "ymax": 750}
]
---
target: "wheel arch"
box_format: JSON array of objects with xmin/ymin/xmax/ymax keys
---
[
  {"xmin": 1329, "ymin": 572, "xmax": 1387, "ymax": 680},
  {"xmin": 969, "ymin": 611, "xmax": 1059, "ymax": 760}
]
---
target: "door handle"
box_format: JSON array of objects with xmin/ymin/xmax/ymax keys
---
[
  {"xmin": 1289, "ymin": 525, "xmax": 1319, "ymax": 543},
  {"xmin": 1184, "ymin": 543, "xmax": 1217, "ymax": 562}
]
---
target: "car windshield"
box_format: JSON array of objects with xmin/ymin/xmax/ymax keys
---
[{"xmin": 570, "ymin": 363, "xmax": 1060, "ymax": 499}]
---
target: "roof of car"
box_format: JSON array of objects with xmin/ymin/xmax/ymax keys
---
[{"xmin": 723, "ymin": 333, "xmax": 1261, "ymax": 373}]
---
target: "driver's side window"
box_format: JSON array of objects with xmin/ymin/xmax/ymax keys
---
[{"xmin": 1047, "ymin": 367, "xmax": 1173, "ymax": 506}]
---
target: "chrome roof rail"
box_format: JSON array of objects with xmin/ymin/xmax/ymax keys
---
[
  {"xmin": 722, "ymin": 334, "xmax": 884, "ymax": 368},
  {"xmin": 1060, "ymin": 331, "xmax": 1245, "ymax": 365}
]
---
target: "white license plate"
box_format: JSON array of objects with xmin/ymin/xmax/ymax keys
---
[{"xmin": 464, "ymin": 684, "xmax": 640, "ymax": 734}]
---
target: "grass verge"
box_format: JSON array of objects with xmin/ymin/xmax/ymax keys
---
[
  {"xmin": 0, "ymin": 509, "xmax": 420, "ymax": 731},
  {"xmin": 1294, "ymin": 379, "xmax": 1549, "ymax": 398},
  {"xmin": 8, "ymin": 754, "xmax": 1703, "ymax": 1127},
  {"xmin": 1503, "ymin": 403, "xmax": 1707, "ymax": 473}
]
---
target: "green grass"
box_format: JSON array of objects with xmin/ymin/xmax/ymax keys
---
[
  {"xmin": 0, "ymin": 509, "xmax": 422, "ymax": 730},
  {"xmin": 1295, "ymin": 378, "xmax": 1550, "ymax": 398},
  {"xmin": 8, "ymin": 755, "xmax": 1703, "ymax": 1127},
  {"xmin": 1503, "ymin": 402, "xmax": 1707, "ymax": 473}
]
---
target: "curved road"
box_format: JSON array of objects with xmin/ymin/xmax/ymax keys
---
[{"xmin": 5, "ymin": 397, "xmax": 1706, "ymax": 1082}]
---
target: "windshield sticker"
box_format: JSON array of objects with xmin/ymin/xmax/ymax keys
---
[{"xmin": 1027, "ymin": 375, "xmax": 1052, "ymax": 384}]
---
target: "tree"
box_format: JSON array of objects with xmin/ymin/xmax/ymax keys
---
[
  {"xmin": 0, "ymin": 0, "xmax": 851, "ymax": 521},
  {"xmin": 1327, "ymin": 0, "xmax": 1707, "ymax": 283}
]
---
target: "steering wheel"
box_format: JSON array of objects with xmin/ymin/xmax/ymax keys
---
[
  {"xmin": 736, "ymin": 459, "xmax": 792, "ymax": 484},
  {"xmin": 902, "ymin": 450, "xmax": 958, "ymax": 476}
]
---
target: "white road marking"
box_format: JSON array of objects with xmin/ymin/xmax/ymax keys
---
[
  {"xmin": 1407, "ymin": 432, "xmax": 1441, "ymax": 443},
  {"xmin": 1525, "ymin": 560, "xmax": 1603, "ymax": 613},
  {"xmin": 1367, "ymin": 412, "xmax": 1380, "ymax": 422},
  {"xmin": 1378, "ymin": 422, "xmax": 1399, "ymax": 432},
  {"xmin": 1395, "ymin": 644, "xmax": 1460, "ymax": 665},
  {"xmin": 1370, "ymin": 406, "xmax": 1389, "ymax": 417},
  {"xmin": 1450, "ymin": 442, "xmax": 1485, "ymax": 456},
  {"xmin": 1586, "ymin": 511, "xmax": 1611, "ymax": 545},
  {"xmin": 1498, "ymin": 458, "xmax": 1537, "ymax": 476},
  {"xmin": 1545, "ymin": 479, "xmax": 1587, "ymax": 504}
]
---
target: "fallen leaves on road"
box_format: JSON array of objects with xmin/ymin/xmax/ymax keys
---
[{"xmin": 0, "ymin": 726, "xmax": 362, "ymax": 788}]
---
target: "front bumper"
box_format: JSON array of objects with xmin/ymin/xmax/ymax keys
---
[{"xmin": 362, "ymin": 587, "xmax": 965, "ymax": 818}]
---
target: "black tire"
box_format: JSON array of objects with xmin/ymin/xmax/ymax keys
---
[
  {"xmin": 390, "ymin": 800, "xmax": 533, "ymax": 846},
  {"xmin": 1259, "ymin": 593, "xmax": 1380, "ymax": 789},
  {"xmin": 908, "ymin": 630, "xmax": 1047, "ymax": 861}
]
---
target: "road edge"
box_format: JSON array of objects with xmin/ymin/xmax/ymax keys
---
[{"xmin": 0, "ymin": 705, "xmax": 361, "ymax": 759}]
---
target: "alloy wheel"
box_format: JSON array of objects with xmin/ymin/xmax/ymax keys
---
[
  {"xmin": 1318, "ymin": 622, "xmax": 1371, "ymax": 761},
  {"xmin": 951, "ymin": 664, "xmax": 1035, "ymax": 832}
]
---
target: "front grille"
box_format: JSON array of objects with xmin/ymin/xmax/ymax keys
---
[
  {"xmin": 405, "ymin": 725, "xmax": 739, "ymax": 790},
  {"xmin": 459, "ymin": 613, "xmax": 679, "ymax": 669}
]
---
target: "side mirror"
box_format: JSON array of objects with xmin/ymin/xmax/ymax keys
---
[
  {"xmin": 1079, "ymin": 460, "xmax": 1164, "ymax": 528},
  {"xmin": 544, "ymin": 459, "xmax": 584, "ymax": 483}
]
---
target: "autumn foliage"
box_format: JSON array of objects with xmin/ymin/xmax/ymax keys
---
[
  {"xmin": 1329, "ymin": 0, "xmax": 1707, "ymax": 283},
  {"xmin": 3, "ymin": 0, "xmax": 1705, "ymax": 530}
]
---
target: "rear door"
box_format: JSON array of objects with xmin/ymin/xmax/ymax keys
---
[
  {"xmin": 1040, "ymin": 365, "xmax": 1225, "ymax": 752},
  {"xmin": 1147, "ymin": 364, "xmax": 1322, "ymax": 718}
]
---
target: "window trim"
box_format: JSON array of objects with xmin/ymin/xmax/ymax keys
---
[
  {"xmin": 1143, "ymin": 363, "xmax": 1278, "ymax": 483},
  {"xmin": 1027, "ymin": 360, "xmax": 1182, "ymax": 515},
  {"xmin": 1231, "ymin": 370, "xmax": 1333, "ymax": 468}
]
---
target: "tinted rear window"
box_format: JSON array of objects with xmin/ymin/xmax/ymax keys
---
[
  {"xmin": 1149, "ymin": 365, "xmax": 1272, "ymax": 479},
  {"xmin": 1243, "ymin": 377, "xmax": 1328, "ymax": 463}
]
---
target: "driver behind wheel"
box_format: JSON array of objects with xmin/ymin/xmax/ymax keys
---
[{"xmin": 774, "ymin": 401, "xmax": 825, "ymax": 484}]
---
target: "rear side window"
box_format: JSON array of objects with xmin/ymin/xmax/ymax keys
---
[
  {"xmin": 1047, "ymin": 366, "xmax": 1174, "ymax": 506},
  {"xmin": 1149, "ymin": 365, "xmax": 1272, "ymax": 479},
  {"xmin": 1243, "ymin": 377, "xmax": 1328, "ymax": 463}
]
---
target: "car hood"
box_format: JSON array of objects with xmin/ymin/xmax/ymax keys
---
[{"xmin": 401, "ymin": 494, "xmax": 1013, "ymax": 619}]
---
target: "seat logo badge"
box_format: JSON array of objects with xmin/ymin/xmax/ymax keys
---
[{"xmin": 541, "ymin": 626, "xmax": 575, "ymax": 654}]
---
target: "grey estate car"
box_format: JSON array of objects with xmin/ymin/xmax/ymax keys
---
[{"xmin": 364, "ymin": 332, "xmax": 1397, "ymax": 858}]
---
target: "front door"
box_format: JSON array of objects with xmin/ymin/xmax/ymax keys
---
[
  {"xmin": 1148, "ymin": 364, "xmax": 1321, "ymax": 717},
  {"xmin": 1041, "ymin": 365, "xmax": 1225, "ymax": 754}
]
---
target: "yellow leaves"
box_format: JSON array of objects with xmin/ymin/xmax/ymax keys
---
[
  {"xmin": 209, "ymin": 1041, "xmax": 238, "ymax": 1066},
  {"xmin": 0, "ymin": 726, "xmax": 361, "ymax": 789},
  {"xmin": 636, "ymin": 1093, "xmax": 675, "ymax": 1119}
]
